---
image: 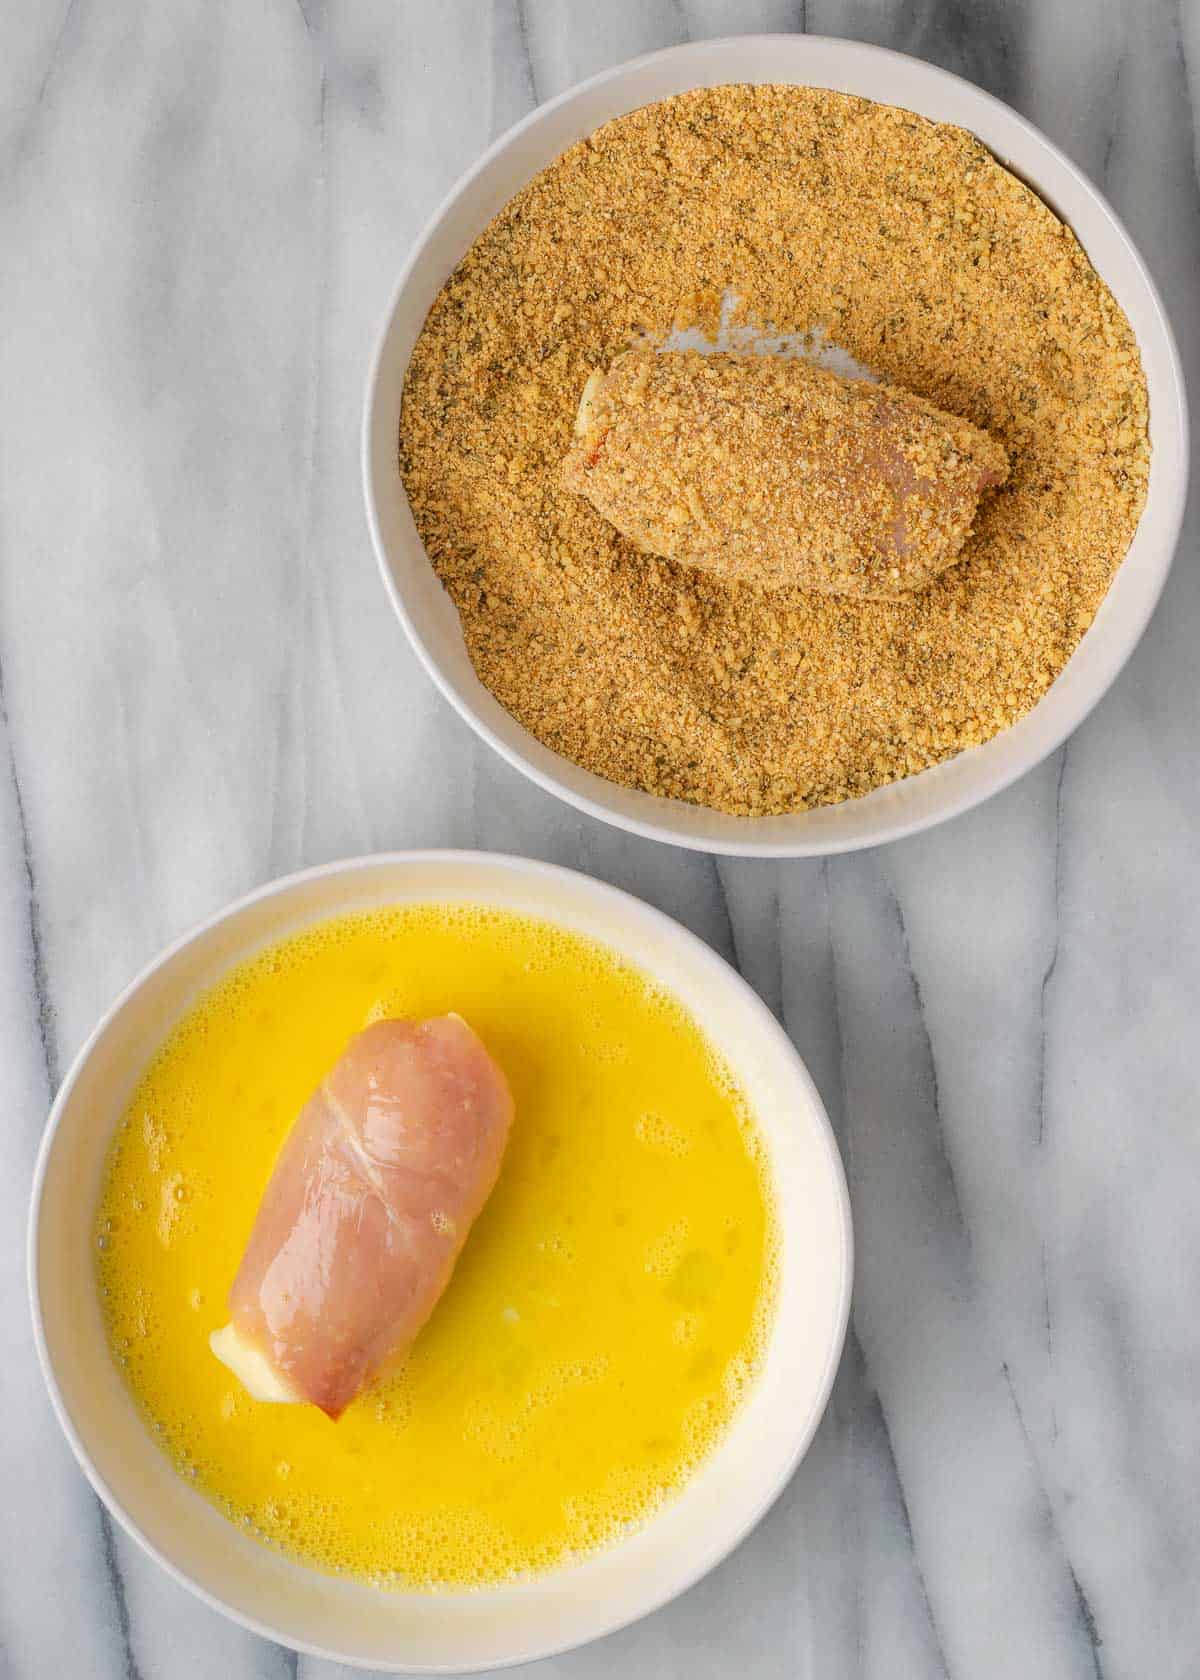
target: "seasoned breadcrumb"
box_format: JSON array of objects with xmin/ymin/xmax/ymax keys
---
[
  {"xmin": 561, "ymin": 348, "xmax": 1009, "ymax": 598},
  {"xmin": 399, "ymin": 85, "xmax": 1149, "ymax": 816}
]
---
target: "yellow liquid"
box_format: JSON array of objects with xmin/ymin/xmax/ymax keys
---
[{"xmin": 96, "ymin": 904, "xmax": 775, "ymax": 1587}]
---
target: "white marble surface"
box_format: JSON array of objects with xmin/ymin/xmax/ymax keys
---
[{"xmin": 2, "ymin": 1, "xmax": 1198, "ymax": 1675}]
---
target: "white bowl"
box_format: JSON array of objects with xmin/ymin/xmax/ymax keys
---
[
  {"xmin": 364, "ymin": 34, "xmax": 1188, "ymax": 858},
  {"xmin": 29, "ymin": 852, "xmax": 852, "ymax": 1672}
]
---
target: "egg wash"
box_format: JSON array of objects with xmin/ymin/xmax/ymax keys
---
[{"xmin": 95, "ymin": 903, "xmax": 777, "ymax": 1588}]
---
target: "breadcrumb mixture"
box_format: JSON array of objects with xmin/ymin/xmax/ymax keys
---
[{"xmin": 399, "ymin": 86, "xmax": 1149, "ymax": 816}]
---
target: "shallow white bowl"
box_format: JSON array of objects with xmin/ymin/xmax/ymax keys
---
[
  {"xmin": 29, "ymin": 852, "xmax": 852, "ymax": 1672},
  {"xmin": 364, "ymin": 34, "xmax": 1188, "ymax": 858}
]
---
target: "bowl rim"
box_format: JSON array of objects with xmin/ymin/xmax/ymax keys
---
[
  {"xmin": 28, "ymin": 848, "xmax": 853, "ymax": 1671},
  {"xmin": 363, "ymin": 31, "xmax": 1189, "ymax": 859}
]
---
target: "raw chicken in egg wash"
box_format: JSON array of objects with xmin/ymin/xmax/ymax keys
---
[{"xmin": 211, "ymin": 1015, "xmax": 513, "ymax": 1418}]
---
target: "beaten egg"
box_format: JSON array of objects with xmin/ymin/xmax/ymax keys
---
[{"xmin": 96, "ymin": 903, "xmax": 776, "ymax": 1587}]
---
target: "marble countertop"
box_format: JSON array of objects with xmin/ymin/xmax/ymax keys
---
[{"xmin": 2, "ymin": 2, "xmax": 1198, "ymax": 1676}]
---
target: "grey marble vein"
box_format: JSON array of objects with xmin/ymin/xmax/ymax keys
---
[
  {"xmin": 1, "ymin": 0, "xmax": 1199, "ymax": 1676},
  {"xmin": 97, "ymin": 1505, "xmax": 145, "ymax": 1680},
  {"xmin": 1035, "ymin": 747, "xmax": 1067, "ymax": 1149},
  {"xmin": 0, "ymin": 659, "xmax": 58, "ymax": 1093}
]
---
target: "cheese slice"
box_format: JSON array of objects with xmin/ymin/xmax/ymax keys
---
[{"xmin": 210, "ymin": 1324, "xmax": 299, "ymax": 1403}]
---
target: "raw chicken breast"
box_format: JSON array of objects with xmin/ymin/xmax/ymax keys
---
[
  {"xmin": 561, "ymin": 349, "xmax": 1009, "ymax": 598},
  {"xmin": 211, "ymin": 1016, "xmax": 513, "ymax": 1418}
]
